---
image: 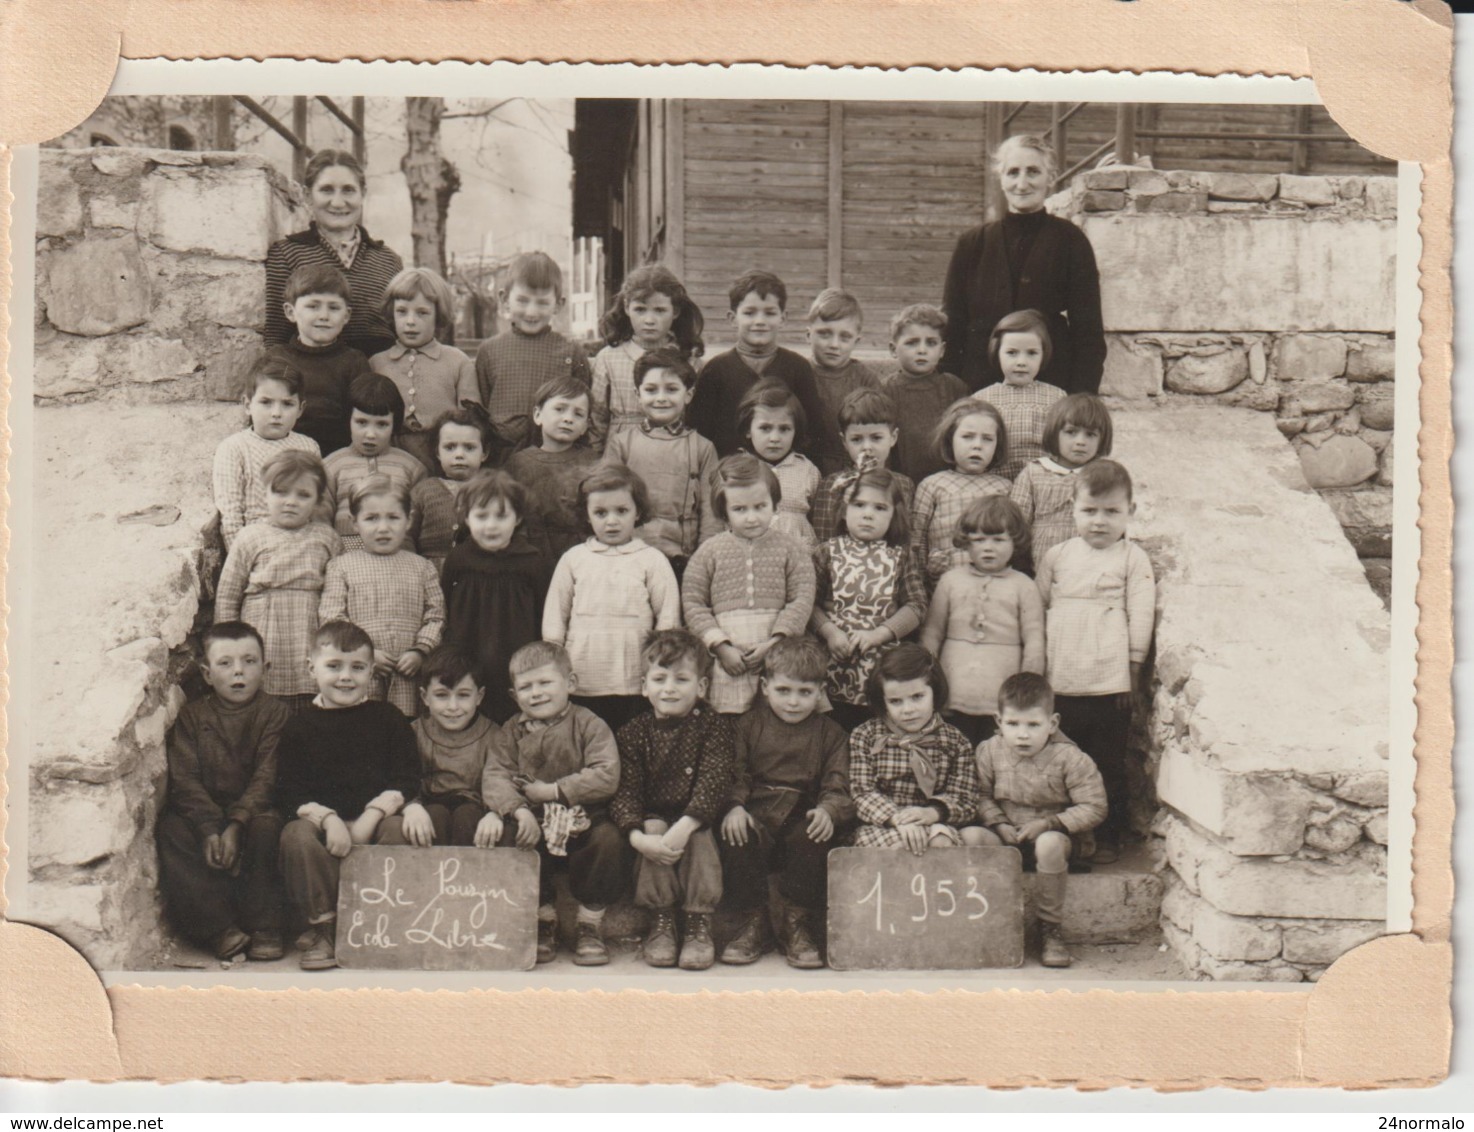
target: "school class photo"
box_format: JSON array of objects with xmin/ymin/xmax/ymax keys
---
[{"xmin": 23, "ymin": 91, "xmax": 1400, "ymax": 983}]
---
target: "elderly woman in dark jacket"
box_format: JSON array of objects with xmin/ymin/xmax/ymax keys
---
[
  {"xmin": 264, "ymin": 149, "xmax": 405, "ymax": 359},
  {"xmin": 941, "ymin": 134, "xmax": 1106, "ymax": 395}
]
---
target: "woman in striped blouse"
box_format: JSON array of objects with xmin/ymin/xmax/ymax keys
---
[{"xmin": 264, "ymin": 149, "xmax": 405, "ymax": 359}]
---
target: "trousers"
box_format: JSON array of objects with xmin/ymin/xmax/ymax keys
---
[
  {"xmin": 377, "ymin": 794, "xmax": 487, "ymax": 847},
  {"xmin": 718, "ymin": 807, "xmax": 832, "ymax": 912},
  {"xmin": 498, "ymin": 815, "xmax": 629, "ymax": 909},
  {"xmin": 1054, "ymin": 693, "xmax": 1130, "ymax": 837},
  {"xmin": 632, "ymin": 824, "xmax": 723, "ymax": 913},
  {"xmin": 157, "ymin": 810, "xmax": 285, "ymax": 942}
]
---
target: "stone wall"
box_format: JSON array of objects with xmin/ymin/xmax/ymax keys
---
[
  {"xmin": 1118, "ymin": 405, "xmax": 1388, "ymax": 981},
  {"xmin": 1053, "ymin": 169, "xmax": 1397, "ymax": 601},
  {"xmin": 34, "ymin": 147, "xmax": 303, "ymax": 406}
]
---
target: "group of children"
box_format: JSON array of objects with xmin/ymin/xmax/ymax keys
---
[{"xmin": 163, "ymin": 251, "xmax": 1156, "ymax": 974}]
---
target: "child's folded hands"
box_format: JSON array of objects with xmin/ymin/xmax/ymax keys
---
[
  {"xmin": 896, "ymin": 821, "xmax": 929, "ymax": 856},
  {"xmin": 513, "ymin": 806, "xmax": 542, "ymax": 848},
  {"xmin": 992, "ymin": 822, "xmax": 1021, "ymax": 845},
  {"xmin": 473, "ymin": 811, "xmax": 504, "ymax": 848},
  {"xmin": 721, "ymin": 805, "xmax": 756, "ymax": 846},
  {"xmin": 715, "ymin": 643, "xmax": 747, "ymax": 677},
  {"xmin": 401, "ymin": 803, "xmax": 436, "ymax": 847},
  {"xmin": 372, "ymin": 649, "xmax": 396, "ymax": 677},
  {"xmin": 323, "ymin": 814, "xmax": 353, "ymax": 858},
  {"xmin": 1016, "ymin": 818, "xmax": 1053, "ymax": 843}
]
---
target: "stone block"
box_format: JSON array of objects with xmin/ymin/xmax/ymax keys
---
[
  {"xmin": 1336, "ymin": 177, "xmax": 1366, "ymax": 202},
  {"xmin": 1199, "ymin": 958, "xmax": 1304, "ymax": 983},
  {"xmin": 1203, "ymin": 172, "xmax": 1278, "ymax": 202},
  {"xmin": 88, "ymin": 194, "xmax": 140, "ymax": 231},
  {"xmin": 1207, "ymin": 201, "xmax": 1259, "ymax": 213},
  {"xmin": 125, "ymin": 337, "xmax": 199, "ymax": 383},
  {"xmin": 34, "ymin": 336, "xmax": 109, "ymax": 398},
  {"xmin": 1279, "ymin": 920, "xmax": 1384, "ymax": 965},
  {"xmin": 1272, "ymin": 335, "xmax": 1347, "ymax": 383},
  {"xmin": 1190, "ymin": 900, "xmax": 1283, "ymax": 961},
  {"xmin": 31, "ymin": 785, "xmax": 137, "ymax": 869},
  {"xmin": 37, "ymin": 159, "xmax": 84, "ymax": 237},
  {"xmin": 140, "ymin": 166, "xmax": 279, "ymax": 260},
  {"xmin": 20, "ymin": 882, "xmax": 106, "ymax": 940},
  {"xmin": 1082, "ymin": 191, "xmax": 1127, "ymax": 212},
  {"xmin": 1296, "ymin": 434, "xmax": 1378, "ymax": 488},
  {"xmin": 1363, "ymin": 812, "xmax": 1389, "ymax": 846},
  {"xmin": 199, "ymin": 268, "xmax": 266, "ymax": 328},
  {"xmin": 1101, "ymin": 337, "xmax": 1162, "ymax": 399},
  {"xmin": 41, "ymin": 235, "xmax": 151, "ymax": 336},
  {"xmin": 1355, "ymin": 384, "xmax": 1395, "ymax": 430},
  {"xmin": 1127, "ymin": 169, "xmax": 1170, "ymax": 196},
  {"xmin": 1139, "ymin": 192, "xmax": 1206, "ymax": 214},
  {"xmin": 1278, "ymin": 175, "xmax": 1336, "ymax": 206},
  {"xmin": 1163, "ymin": 816, "xmax": 1385, "ymax": 920},
  {"xmin": 1081, "ymin": 214, "xmax": 1395, "ymax": 333},
  {"xmin": 204, "ymin": 329, "xmax": 265, "ymax": 401},
  {"xmin": 1364, "ymin": 178, "xmax": 1398, "ymax": 218},
  {"xmin": 1082, "ymin": 167, "xmax": 1129, "ymax": 191},
  {"xmin": 1026, "ymin": 864, "xmax": 1164, "ymax": 944},
  {"xmin": 1157, "ymin": 751, "xmax": 1316, "ymax": 855},
  {"xmin": 1304, "ymin": 816, "xmax": 1363, "ymax": 855},
  {"xmin": 1322, "ymin": 488, "xmax": 1393, "ymax": 557},
  {"xmin": 1277, "ymin": 417, "xmax": 1305, "ymax": 437},
  {"xmin": 1346, "ymin": 338, "xmax": 1395, "ymax": 382},
  {"xmin": 1165, "ymin": 349, "xmax": 1247, "ymax": 395},
  {"xmin": 1334, "ymin": 408, "xmax": 1363, "ymax": 435},
  {"xmin": 1361, "ymin": 428, "xmax": 1393, "ymax": 453},
  {"xmin": 1285, "ymin": 381, "xmax": 1355, "ymax": 415},
  {"xmin": 1330, "ymin": 770, "xmax": 1389, "ymax": 808},
  {"xmin": 92, "ymin": 150, "xmax": 151, "ymax": 179},
  {"xmin": 1377, "ymin": 435, "xmax": 1394, "ymax": 487},
  {"xmin": 1220, "ymin": 381, "xmax": 1280, "ymax": 412}
]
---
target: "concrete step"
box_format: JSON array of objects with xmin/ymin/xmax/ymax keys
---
[{"xmin": 552, "ymin": 841, "xmax": 1165, "ymax": 951}]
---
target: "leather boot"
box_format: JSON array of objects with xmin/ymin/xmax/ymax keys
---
[
  {"xmin": 721, "ymin": 911, "xmax": 768, "ymax": 965},
  {"xmin": 780, "ymin": 906, "xmax": 823, "ymax": 969},
  {"xmin": 1040, "ymin": 921, "xmax": 1072, "ymax": 968},
  {"xmin": 679, "ymin": 912, "xmax": 715, "ymax": 970},
  {"xmin": 643, "ymin": 909, "xmax": 679, "ymax": 968}
]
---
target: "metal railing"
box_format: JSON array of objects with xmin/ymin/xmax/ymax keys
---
[{"xmin": 213, "ymin": 95, "xmax": 365, "ymax": 183}]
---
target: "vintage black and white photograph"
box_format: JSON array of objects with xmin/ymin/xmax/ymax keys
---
[{"xmin": 7, "ymin": 62, "xmax": 1415, "ymax": 990}]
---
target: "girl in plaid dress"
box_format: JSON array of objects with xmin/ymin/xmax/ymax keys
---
[
  {"xmin": 849, "ymin": 643, "xmax": 978, "ymax": 854},
  {"xmin": 319, "ymin": 476, "xmax": 445, "ymax": 716},
  {"xmin": 912, "ymin": 398, "xmax": 1011, "ymax": 585},
  {"xmin": 1010, "ymin": 393, "xmax": 1112, "ymax": 573},
  {"xmin": 215, "ymin": 450, "xmax": 342, "ymax": 710},
  {"xmin": 811, "ymin": 469, "xmax": 928, "ymax": 732},
  {"xmin": 738, "ymin": 380, "xmax": 820, "ymax": 552},
  {"xmin": 971, "ymin": 309, "xmax": 1066, "ymax": 481}
]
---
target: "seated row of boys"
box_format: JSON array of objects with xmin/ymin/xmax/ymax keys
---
[{"xmin": 161, "ymin": 618, "xmax": 1106, "ymax": 975}]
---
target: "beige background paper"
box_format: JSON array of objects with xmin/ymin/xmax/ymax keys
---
[{"xmin": 0, "ymin": 0, "xmax": 1454, "ymax": 1087}]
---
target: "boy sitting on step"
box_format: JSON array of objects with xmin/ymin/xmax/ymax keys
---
[
  {"xmin": 718, "ymin": 636, "xmax": 852, "ymax": 969},
  {"xmin": 961, "ymin": 671, "xmax": 1106, "ymax": 969}
]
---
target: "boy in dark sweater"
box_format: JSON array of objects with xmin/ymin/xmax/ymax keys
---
[
  {"xmin": 266, "ymin": 262, "xmax": 369, "ymax": 457},
  {"xmin": 611, "ymin": 629, "xmax": 736, "ymax": 971},
  {"xmin": 689, "ymin": 270, "xmax": 843, "ymax": 472},
  {"xmin": 157, "ymin": 622, "xmax": 290, "ymax": 962},
  {"xmin": 718, "ymin": 637, "xmax": 853, "ymax": 969},
  {"xmin": 882, "ymin": 303, "xmax": 970, "ymax": 483},
  {"xmin": 274, "ymin": 620, "xmax": 419, "ymax": 971},
  {"xmin": 475, "ymin": 251, "xmax": 593, "ymax": 455}
]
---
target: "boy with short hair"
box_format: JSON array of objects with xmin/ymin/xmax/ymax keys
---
[
  {"xmin": 376, "ymin": 646, "xmax": 499, "ymax": 848},
  {"xmin": 611, "ymin": 629, "xmax": 736, "ymax": 971},
  {"xmin": 475, "ymin": 251, "xmax": 593, "ymax": 455},
  {"xmin": 882, "ymin": 303, "xmax": 970, "ymax": 482},
  {"xmin": 601, "ymin": 348, "xmax": 720, "ymax": 579},
  {"xmin": 718, "ymin": 636, "xmax": 852, "ymax": 969},
  {"xmin": 323, "ymin": 374, "xmax": 427, "ymax": 549},
  {"xmin": 810, "ymin": 387, "xmax": 916, "ymax": 543},
  {"xmin": 689, "ymin": 270, "xmax": 842, "ymax": 471},
  {"xmin": 477, "ymin": 641, "xmax": 625, "ymax": 966},
  {"xmin": 806, "ymin": 287, "xmax": 881, "ymax": 431},
  {"xmin": 157, "ymin": 622, "xmax": 290, "ymax": 962},
  {"xmin": 266, "ymin": 262, "xmax": 369, "ymax": 457},
  {"xmin": 1035, "ymin": 459, "xmax": 1155, "ymax": 865},
  {"xmin": 274, "ymin": 620, "xmax": 420, "ymax": 971},
  {"xmin": 961, "ymin": 672, "xmax": 1106, "ymax": 969}
]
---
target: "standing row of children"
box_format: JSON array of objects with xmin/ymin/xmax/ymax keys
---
[{"xmin": 168, "ymin": 249, "xmax": 1155, "ymax": 973}]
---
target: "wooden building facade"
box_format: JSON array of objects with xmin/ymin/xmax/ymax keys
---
[{"xmin": 572, "ymin": 99, "xmax": 1392, "ymax": 352}]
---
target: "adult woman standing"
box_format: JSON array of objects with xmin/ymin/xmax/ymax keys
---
[
  {"xmin": 941, "ymin": 135, "xmax": 1106, "ymax": 395},
  {"xmin": 264, "ymin": 149, "xmax": 405, "ymax": 359}
]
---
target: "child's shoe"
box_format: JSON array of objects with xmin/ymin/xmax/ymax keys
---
[
  {"xmin": 295, "ymin": 927, "xmax": 318, "ymax": 951},
  {"xmin": 536, "ymin": 918, "xmax": 559, "ymax": 964},
  {"xmin": 720, "ymin": 911, "xmax": 768, "ymax": 965},
  {"xmin": 299, "ymin": 923, "xmax": 338, "ymax": 971},
  {"xmin": 247, "ymin": 930, "xmax": 285, "ymax": 962},
  {"xmin": 780, "ymin": 907, "xmax": 823, "ymax": 970},
  {"xmin": 679, "ymin": 913, "xmax": 715, "ymax": 971},
  {"xmin": 572, "ymin": 921, "xmax": 610, "ymax": 967},
  {"xmin": 211, "ymin": 926, "xmax": 250, "ymax": 961},
  {"xmin": 1040, "ymin": 922, "xmax": 1072, "ymax": 968},
  {"xmin": 643, "ymin": 909, "xmax": 679, "ymax": 968},
  {"xmin": 1090, "ymin": 833, "xmax": 1120, "ymax": 865}
]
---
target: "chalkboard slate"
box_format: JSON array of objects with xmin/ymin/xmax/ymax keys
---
[
  {"xmin": 335, "ymin": 845, "xmax": 539, "ymax": 970},
  {"xmin": 826, "ymin": 846, "xmax": 1025, "ymax": 970}
]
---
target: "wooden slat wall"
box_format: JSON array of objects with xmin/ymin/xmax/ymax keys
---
[
  {"xmin": 840, "ymin": 101, "xmax": 988, "ymax": 352},
  {"xmin": 681, "ymin": 100, "xmax": 831, "ymax": 349}
]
